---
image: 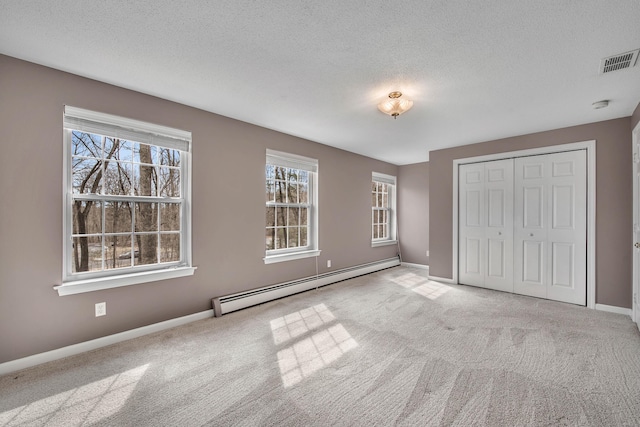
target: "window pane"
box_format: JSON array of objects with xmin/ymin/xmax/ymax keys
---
[
  {"xmin": 73, "ymin": 200, "xmax": 102, "ymax": 235},
  {"xmin": 382, "ymin": 225, "xmax": 388, "ymax": 239},
  {"xmin": 287, "ymin": 182, "xmax": 298, "ymax": 203},
  {"xmin": 72, "ymin": 131, "xmax": 101, "ymax": 158},
  {"xmin": 266, "ymin": 181, "xmax": 275, "ymax": 202},
  {"xmin": 158, "ymin": 147, "xmax": 180, "ymax": 166},
  {"xmin": 72, "ymin": 235, "xmax": 103, "ymax": 273},
  {"xmin": 382, "ymin": 193, "xmax": 389, "ymax": 208},
  {"xmin": 276, "ymin": 228, "xmax": 287, "ymax": 249},
  {"xmin": 72, "ymin": 158, "xmax": 102, "ymax": 194},
  {"xmin": 300, "ymin": 226, "xmax": 308, "ymax": 247},
  {"xmin": 104, "ymin": 161, "xmax": 133, "ymax": 196},
  {"xmin": 298, "ymin": 170, "xmax": 308, "ymax": 183},
  {"xmin": 274, "ymin": 166, "xmax": 287, "ymax": 180},
  {"xmin": 104, "ymin": 201, "xmax": 132, "ymax": 233},
  {"xmin": 299, "ymin": 183, "xmax": 308, "ymax": 203},
  {"xmin": 104, "ymin": 234, "xmax": 133, "ymax": 269},
  {"xmin": 160, "ymin": 203, "xmax": 180, "ymax": 231},
  {"xmin": 373, "ymin": 224, "xmax": 379, "ymax": 239},
  {"xmin": 134, "ymin": 163, "xmax": 157, "ymax": 197},
  {"xmin": 377, "ymin": 192, "xmax": 383, "ymax": 207},
  {"xmin": 160, "ymin": 234, "xmax": 180, "ymax": 263},
  {"xmin": 110, "ymin": 139, "xmax": 133, "ymax": 162},
  {"xmin": 275, "ymin": 206, "xmax": 287, "ymax": 228},
  {"xmin": 135, "ymin": 202, "xmax": 158, "ymax": 232},
  {"xmin": 372, "ymin": 191, "xmax": 377, "ymax": 208},
  {"xmin": 266, "ymin": 164, "xmax": 275, "ymax": 180},
  {"xmin": 288, "ymin": 207, "xmax": 299, "ymax": 226},
  {"xmin": 275, "ymin": 180, "xmax": 287, "ymax": 203},
  {"xmin": 300, "ymin": 208, "xmax": 308, "ymax": 226},
  {"xmin": 266, "ymin": 228, "xmax": 275, "ymax": 250},
  {"xmin": 133, "ymin": 143, "xmax": 156, "ymax": 164},
  {"xmin": 134, "ymin": 234, "xmax": 158, "ymax": 266},
  {"xmin": 288, "ymin": 169, "xmax": 298, "ymax": 184},
  {"xmin": 288, "ymin": 227, "xmax": 299, "ymax": 248},
  {"xmin": 158, "ymin": 167, "xmax": 180, "ymax": 197},
  {"xmin": 266, "ymin": 207, "xmax": 275, "ymax": 227}
]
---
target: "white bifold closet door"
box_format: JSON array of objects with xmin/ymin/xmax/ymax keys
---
[
  {"xmin": 459, "ymin": 150, "xmax": 587, "ymax": 305},
  {"xmin": 514, "ymin": 151, "xmax": 587, "ymax": 305},
  {"xmin": 459, "ymin": 159, "xmax": 514, "ymax": 293}
]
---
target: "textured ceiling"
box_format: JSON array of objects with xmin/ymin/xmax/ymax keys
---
[{"xmin": 1, "ymin": 1, "xmax": 639, "ymax": 164}]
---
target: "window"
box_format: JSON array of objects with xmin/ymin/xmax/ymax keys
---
[
  {"xmin": 264, "ymin": 149, "xmax": 320, "ymax": 264},
  {"xmin": 372, "ymin": 172, "xmax": 397, "ymax": 247},
  {"xmin": 56, "ymin": 106, "xmax": 195, "ymax": 296}
]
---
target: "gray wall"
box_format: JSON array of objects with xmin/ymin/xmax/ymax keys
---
[
  {"xmin": 397, "ymin": 162, "xmax": 429, "ymax": 265},
  {"xmin": 0, "ymin": 55, "xmax": 398, "ymax": 363},
  {"xmin": 429, "ymin": 118, "xmax": 632, "ymax": 308}
]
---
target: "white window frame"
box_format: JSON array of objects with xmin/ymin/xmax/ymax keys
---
[
  {"xmin": 55, "ymin": 106, "xmax": 195, "ymax": 296},
  {"xmin": 372, "ymin": 172, "xmax": 397, "ymax": 247},
  {"xmin": 264, "ymin": 149, "xmax": 320, "ymax": 264}
]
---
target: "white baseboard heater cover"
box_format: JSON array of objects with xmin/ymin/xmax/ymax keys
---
[{"xmin": 212, "ymin": 257, "xmax": 400, "ymax": 316}]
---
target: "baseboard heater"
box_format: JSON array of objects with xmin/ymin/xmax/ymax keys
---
[{"xmin": 212, "ymin": 257, "xmax": 400, "ymax": 317}]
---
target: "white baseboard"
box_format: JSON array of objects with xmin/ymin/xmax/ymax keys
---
[
  {"xmin": 401, "ymin": 262, "xmax": 429, "ymax": 272},
  {"xmin": 0, "ymin": 309, "xmax": 214, "ymax": 376},
  {"xmin": 427, "ymin": 275, "xmax": 456, "ymax": 284},
  {"xmin": 595, "ymin": 304, "xmax": 632, "ymax": 317}
]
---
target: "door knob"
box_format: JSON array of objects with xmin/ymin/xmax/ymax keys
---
[{"xmin": 635, "ymin": 242, "xmax": 640, "ymax": 249}]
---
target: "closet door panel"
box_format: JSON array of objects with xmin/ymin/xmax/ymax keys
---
[
  {"xmin": 459, "ymin": 163, "xmax": 486, "ymax": 287},
  {"xmin": 514, "ymin": 155, "xmax": 548, "ymax": 299},
  {"xmin": 514, "ymin": 150, "xmax": 587, "ymax": 305},
  {"xmin": 547, "ymin": 150, "xmax": 587, "ymax": 305},
  {"xmin": 459, "ymin": 159, "xmax": 513, "ymax": 292},
  {"xmin": 484, "ymin": 159, "xmax": 514, "ymax": 292}
]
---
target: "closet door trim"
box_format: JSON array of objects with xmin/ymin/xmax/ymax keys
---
[{"xmin": 452, "ymin": 140, "xmax": 596, "ymax": 308}]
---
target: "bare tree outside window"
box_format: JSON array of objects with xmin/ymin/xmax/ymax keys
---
[
  {"xmin": 372, "ymin": 181, "xmax": 390, "ymax": 240},
  {"xmin": 265, "ymin": 165, "xmax": 309, "ymax": 251},
  {"xmin": 70, "ymin": 131, "xmax": 182, "ymax": 274}
]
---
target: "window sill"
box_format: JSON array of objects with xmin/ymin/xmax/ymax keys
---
[
  {"xmin": 371, "ymin": 240, "xmax": 398, "ymax": 248},
  {"xmin": 264, "ymin": 249, "xmax": 321, "ymax": 264},
  {"xmin": 54, "ymin": 266, "xmax": 197, "ymax": 296}
]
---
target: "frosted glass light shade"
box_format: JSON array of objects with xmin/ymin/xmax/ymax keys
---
[{"xmin": 377, "ymin": 92, "xmax": 413, "ymax": 118}]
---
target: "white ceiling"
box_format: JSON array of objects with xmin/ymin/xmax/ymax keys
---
[{"xmin": 1, "ymin": 1, "xmax": 639, "ymax": 165}]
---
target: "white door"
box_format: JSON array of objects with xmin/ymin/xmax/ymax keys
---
[
  {"xmin": 459, "ymin": 162, "xmax": 486, "ymax": 287},
  {"xmin": 514, "ymin": 151, "xmax": 587, "ymax": 305},
  {"xmin": 459, "ymin": 159, "xmax": 514, "ymax": 292},
  {"xmin": 514, "ymin": 155, "xmax": 547, "ymax": 299}
]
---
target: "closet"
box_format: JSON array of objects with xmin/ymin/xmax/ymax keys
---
[{"xmin": 458, "ymin": 150, "xmax": 587, "ymax": 305}]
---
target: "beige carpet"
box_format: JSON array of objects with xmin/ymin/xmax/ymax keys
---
[{"xmin": 2, "ymin": 266, "xmax": 640, "ymax": 426}]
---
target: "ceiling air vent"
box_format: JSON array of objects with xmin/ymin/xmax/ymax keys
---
[{"xmin": 600, "ymin": 49, "xmax": 639, "ymax": 74}]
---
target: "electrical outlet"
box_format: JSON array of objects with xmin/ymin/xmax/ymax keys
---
[
  {"xmin": 95, "ymin": 302, "xmax": 106, "ymax": 317},
  {"xmin": 327, "ymin": 260, "xmax": 331, "ymax": 268}
]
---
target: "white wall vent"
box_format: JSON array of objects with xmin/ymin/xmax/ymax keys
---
[{"xmin": 600, "ymin": 49, "xmax": 639, "ymax": 74}]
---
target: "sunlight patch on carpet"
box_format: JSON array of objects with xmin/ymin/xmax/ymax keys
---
[
  {"xmin": 390, "ymin": 272, "xmax": 428, "ymax": 288},
  {"xmin": 272, "ymin": 304, "xmax": 358, "ymax": 388},
  {"xmin": 277, "ymin": 323, "xmax": 358, "ymax": 388},
  {"xmin": 412, "ymin": 281, "xmax": 451, "ymax": 300},
  {"xmin": 0, "ymin": 364, "xmax": 149, "ymax": 426},
  {"xmin": 270, "ymin": 303, "xmax": 336, "ymax": 345}
]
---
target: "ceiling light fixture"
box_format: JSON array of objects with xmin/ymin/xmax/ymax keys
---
[
  {"xmin": 377, "ymin": 91, "xmax": 413, "ymax": 119},
  {"xmin": 592, "ymin": 100, "xmax": 609, "ymax": 109}
]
